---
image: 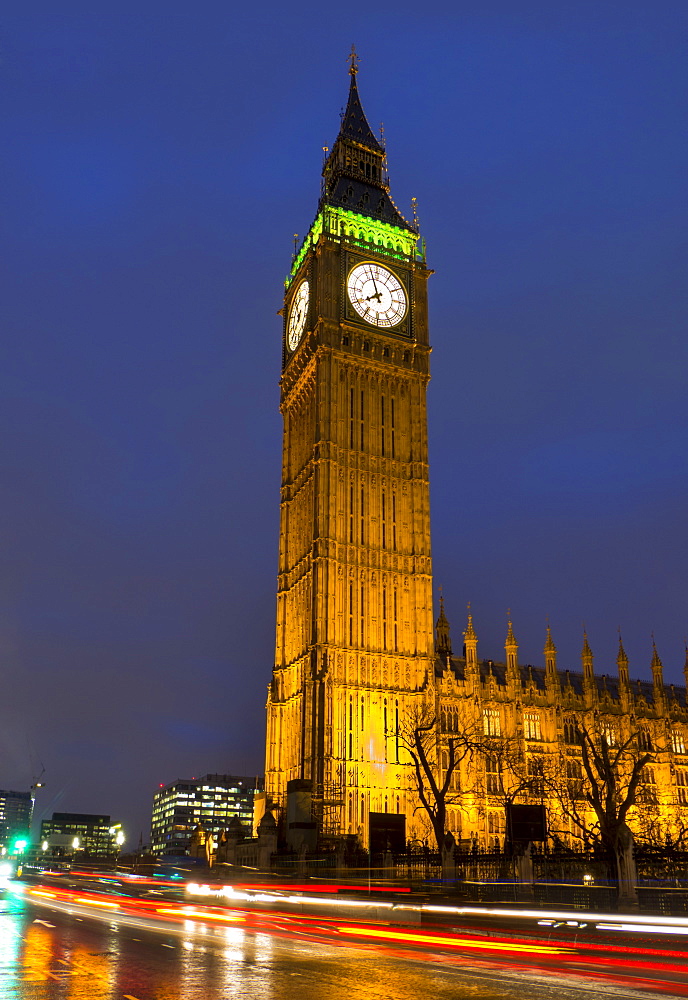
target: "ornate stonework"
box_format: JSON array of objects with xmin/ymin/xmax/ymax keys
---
[
  {"xmin": 265, "ymin": 67, "xmax": 433, "ymax": 842},
  {"xmin": 264, "ymin": 66, "xmax": 688, "ymax": 851}
]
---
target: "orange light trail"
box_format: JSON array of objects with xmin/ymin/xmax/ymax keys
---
[
  {"xmin": 233, "ymin": 882, "xmax": 410, "ymax": 894},
  {"xmin": 155, "ymin": 907, "xmax": 244, "ymax": 923},
  {"xmin": 336, "ymin": 925, "xmax": 570, "ymax": 954},
  {"xmin": 73, "ymin": 897, "xmax": 120, "ymax": 909}
]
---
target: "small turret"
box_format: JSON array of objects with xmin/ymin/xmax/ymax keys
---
[
  {"xmin": 617, "ymin": 631, "xmax": 629, "ymax": 686},
  {"xmin": 617, "ymin": 631, "xmax": 630, "ymax": 708},
  {"xmin": 505, "ymin": 617, "xmax": 519, "ymax": 683},
  {"xmin": 544, "ymin": 624, "xmax": 558, "ymax": 688},
  {"xmin": 582, "ymin": 630, "xmax": 595, "ymax": 702},
  {"xmin": 683, "ymin": 643, "xmax": 688, "ymax": 692},
  {"xmin": 435, "ymin": 594, "xmax": 452, "ymax": 661},
  {"xmin": 463, "ymin": 606, "xmax": 478, "ymax": 673},
  {"xmin": 651, "ymin": 637, "xmax": 665, "ymax": 709}
]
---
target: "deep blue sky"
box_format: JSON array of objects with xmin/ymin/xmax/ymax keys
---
[{"xmin": 1, "ymin": 6, "xmax": 686, "ymax": 845}]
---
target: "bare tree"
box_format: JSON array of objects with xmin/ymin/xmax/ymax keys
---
[
  {"xmin": 401, "ymin": 716, "xmax": 549, "ymax": 856},
  {"xmin": 544, "ymin": 719, "xmax": 655, "ymax": 907},
  {"xmin": 634, "ymin": 808, "xmax": 688, "ymax": 853},
  {"xmin": 396, "ymin": 702, "xmax": 478, "ymax": 854}
]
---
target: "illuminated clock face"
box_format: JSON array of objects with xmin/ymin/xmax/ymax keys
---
[
  {"xmin": 347, "ymin": 262, "xmax": 407, "ymax": 328},
  {"xmin": 287, "ymin": 280, "xmax": 309, "ymax": 351}
]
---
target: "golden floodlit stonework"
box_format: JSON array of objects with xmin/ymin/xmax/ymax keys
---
[{"xmin": 265, "ymin": 64, "xmax": 688, "ymax": 850}]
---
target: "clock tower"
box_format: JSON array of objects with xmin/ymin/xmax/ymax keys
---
[{"xmin": 265, "ymin": 58, "xmax": 434, "ymax": 843}]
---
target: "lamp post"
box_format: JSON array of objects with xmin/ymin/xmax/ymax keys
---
[{"xmin": 109, "ymin": 825, "xmax": 125, "ymax": 869}]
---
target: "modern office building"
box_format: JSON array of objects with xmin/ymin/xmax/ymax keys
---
[
  {"xmin": 151, "ymin": 774, "xmax": 256, "ymax": 855},
  {"xmin": 40, "ymin": 812, "xmax": 116, "ymax": 856},
  {"xmin": 0, "ymin": 789, "xmax": 33, "ymax": 852}
]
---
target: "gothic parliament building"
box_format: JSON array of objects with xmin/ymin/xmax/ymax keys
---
[{"xmin": 263, "ymin": 62, "xmax": 688, "ymax": 851}]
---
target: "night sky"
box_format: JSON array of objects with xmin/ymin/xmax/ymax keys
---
[{"xmin": 1, "ymin": 7, "xmax": 686, "ymax": 847}]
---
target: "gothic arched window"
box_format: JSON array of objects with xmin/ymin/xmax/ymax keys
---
[
  {"xmin": 563, "ymin": 717, "xmax": 579, "ymax": 745},
  {"xmin": 637, "ymin": 727, "xmax": 653, "ymax": 753}
]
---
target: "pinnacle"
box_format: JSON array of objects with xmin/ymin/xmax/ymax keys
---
[
  {"xmin": 582, "ymin": 630, "xmax": 593, "ymax": 661},
  {"xmin": 544, "ymin": 624, "xmax": 556, "ymax": 654},
  {"xmin": 651, "ymin": 639, "xmax": 663, "ymax": 671},
  {"xmin": 463, "ymin": 611, "xmax": 477, "ymax": 642},
  {"xmin": 435, "ymin": 593, "xmax": 452, "ymax": 657},
  {"xmin": 339, "ymin": 71, "xmax": 383, "ymax": 152}
]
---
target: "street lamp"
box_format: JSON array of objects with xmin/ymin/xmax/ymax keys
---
[{"xmin": 108, "ymin": 825, "xmax": 125, "ymax": 868}]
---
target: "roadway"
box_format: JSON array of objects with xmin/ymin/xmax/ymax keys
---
[{"xmin": 2, "ymin": 872, "xmax": 687, "ymax": 999}]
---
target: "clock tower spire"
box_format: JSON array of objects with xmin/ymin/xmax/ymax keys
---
[
  {"xmin": 321, "ymin": 58, "xmax": 410, "ymax": 231},
  {"xmin": 339, "ymin": 45, "xmax": 381, "ymax": 149},
  {"xmin": 265, "ymin": 60, "xmax": 434, "ymax": 846}
]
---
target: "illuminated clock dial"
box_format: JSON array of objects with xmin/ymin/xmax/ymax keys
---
[
  {"xmin": 287, "ymin": 279, "xmax": 309, "ymax": 351},
  {"xmin": 347, "ymin": 262, "xmax": 407, "ymax": 328}
]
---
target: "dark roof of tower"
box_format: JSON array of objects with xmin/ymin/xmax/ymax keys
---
[
  {"xmin": 323, "ymin": 175, "xmax": 409, "ymax": 228},
  {"xmin": 320, "ymin": 67, "xmax": 413, "ymax": 232},
  {"xmin": 340, "ymin": 72, "xmax": 383, "ymax": 151}
]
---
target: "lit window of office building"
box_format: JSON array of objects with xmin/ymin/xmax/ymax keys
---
[
  {"xmin": 151, "ymin": 774, "xmax": 256, "ymax": 855},
  {"xmin": 0, "ymin": 789, "xmax": 33, "ymax": 851},
  {"xmin": 40, "ymin": 813, "xmax": 116, "ymax": 856}
]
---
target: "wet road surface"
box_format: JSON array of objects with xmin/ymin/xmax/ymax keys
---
[{"xmin": 1, "ymin": 885, "xmax": 685, "ymax": 1000}]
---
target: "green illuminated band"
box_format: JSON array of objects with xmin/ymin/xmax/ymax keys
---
[{"xmin": 286, "ymin": 207, "xmax": 424, "ymax": 287}]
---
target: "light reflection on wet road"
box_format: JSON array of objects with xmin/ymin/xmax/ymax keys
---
[{"xmin": 0, "ymin": 890, "xmax": 681, "ymax": 1000}]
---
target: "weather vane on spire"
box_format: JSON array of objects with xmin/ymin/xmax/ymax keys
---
[{"xmin": 348, "ymin": 44, "xmax": 359, "ymax": 76}]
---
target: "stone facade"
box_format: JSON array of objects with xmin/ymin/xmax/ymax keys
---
[
  {"xmin": 264, "ymin": 64, "xmax": 688, "ymax": 850},
  {"xmin": 434, "ymin": 614, "xmax": 688, "ymax": 850},
  {"xmin": 265, "ymin": 64, "xmax": 434, "ymax": 843}
]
